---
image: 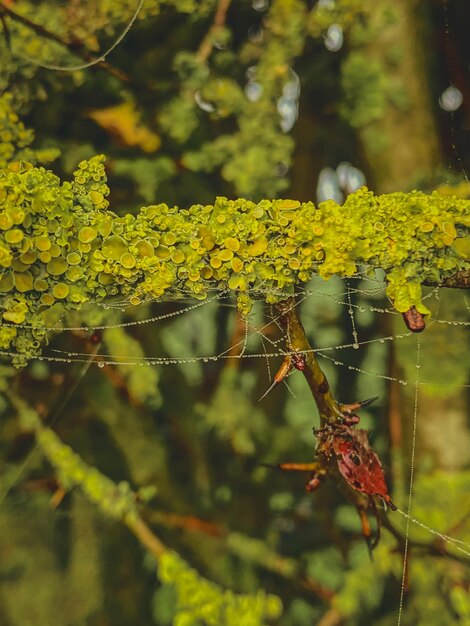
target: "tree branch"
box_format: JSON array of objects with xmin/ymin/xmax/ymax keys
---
[
  {"xmin": 424, "ymin": 269, "xmax": 470, "ymax": 290},
  {"xmin": 0, "ymin": 1, "xmax": 130, "ymax": 82},
  {"xmin": 9, "ymin": 394, "xmax": 166, "ymax": 560},
  {"xmin": 276, "ymin": 297, "xmax": 341, "ymax": 425}
]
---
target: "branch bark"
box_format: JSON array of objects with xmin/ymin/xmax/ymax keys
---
[
  {"xmin": 276, "ymin": 297, "xmax": 341, "ymax": 425},
  {"xmin": 424, "ymin": 270, "xmax": 470, "ymax": 290}
]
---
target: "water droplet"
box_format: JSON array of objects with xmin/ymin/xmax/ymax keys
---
[
  {"xmin": 324, "ymin": 23, "xmax": 343, "ymax": 52},
  {"xmin": 194, "ymin": 91, "xmax": 215, "ymax": 113},
  {"xmin": 353, "ymin": 342, "xmax": 359, "ymax": 349},
  {"xmin": 98, "ymin": 362, "xmax": 105, "ymax": 368},
  {"xmin": 316, "ymin": 168, "xmax": 343, "ymax": 204},
  {"xmin": 439, "ymin": 85, "xmax": 463, "ymax": 112}
]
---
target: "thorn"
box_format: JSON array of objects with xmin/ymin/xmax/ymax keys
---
[
  {"xmin": 260, "ymin": 462, "xmax": 320, "ymax": 472},
  {"xmin": 258, "ymin": 379, "xmax": 279, "ymax": 401},
  {"xmin": 365, "ymin": 536, "xmax": 375, "ymax": 562},
  {"xmin": 259, "ymin": 462, "xmax": 280, "ymax": 470},
  {"xmin": 382, "ymin": 495, "xmax": 397, "ymax": 511},
  {"xmin": 358, "ymin": 395, "xmax": 379, "ymax": 408},
  {"xmin": 357, "ymin": 504, "xmax": 377, "ymax": 559},
  {"xmin": 340, "ymin": 396, "xmax": 379, "ymax": 414},
  {"xmin": 259, "ymin": 354, "xmax": 293, "ymax": 401},
  {"xmin": 305, "ymin": 475, "xmax": 322, "ymax": 491}
]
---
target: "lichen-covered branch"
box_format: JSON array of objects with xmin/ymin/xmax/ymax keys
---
[
  {"xmin": 10, "ymin": 396, "xmax": 282, "ymax": 625},
  {"xmin": 0, "ymin": 125, "xmax": 469, "ymax": 366},
  {"xmin": 12, "ymin": 396, "xmax": 166, "ymax": 557}
]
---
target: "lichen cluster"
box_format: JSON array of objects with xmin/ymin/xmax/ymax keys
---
[
  {"xmin": 24, "ymin": 397, "xmax": 283, "ymax": 625},
  {"xmin": 158, "ymin": 550, "xmax": 282, "ymax": 626},
  {"xmin": 21, "ymin": 409, "xmax": 140, "ymax": 520},
  {"xmin": 0, "ymin": 94, "xmax": 59, "ymax": 169},
  {"xmin": 0, "ymin": 156, "xmax": 469, "ymax": 366}
]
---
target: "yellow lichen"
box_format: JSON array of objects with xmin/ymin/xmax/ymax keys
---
[{"xmin": 0, "ymin": 158, "xmax": 468, "ymax": 365}]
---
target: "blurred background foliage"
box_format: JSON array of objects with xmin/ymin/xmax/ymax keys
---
[{"xmin": 0, "ymin": 0, "xmax": 469, "ymax": 625}]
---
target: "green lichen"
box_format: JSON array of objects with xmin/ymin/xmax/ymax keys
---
[
  {"xmin": 33, "ymin": 420, "xmax": 139, "ymax": 520},
  {"xmin": 0, "ymin": 94, "xmax": 59, "ymax": 169},
  {"xmin": 308, "ymin": 0, "xmax": 370, "ymax": 38},
  {"xmin": 0, "ymin": 158, "xmax": 469, "ymax": 366},
  {"xmin": 339, "ymin": 52, "xmax": 388, "ymax": 129},
  {"xmin": 157, "ymin": 550, "xmax": 282, "ymax": 626}
]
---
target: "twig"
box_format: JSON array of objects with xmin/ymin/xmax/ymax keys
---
[
  {"xmin": 197, "ymin": 0, "xmax": 232, "ymax": 63},
  {"xmin": 424, "ymin": 269, "xmax": 470, "ymax": 290},
  {"xmin": 125, "ymin": 513, "xmax": 166, "ymax": 558},
  {"xmin": 0, "ymin": 0, "xmax": 131, "ymax": 82},
  {"xmin": 0, "ymin": 9, "xmax": 11, "ymax": 50},
  {"xmin": 317, "ymin": 608, "xmax": 344, "ymax": 626}
]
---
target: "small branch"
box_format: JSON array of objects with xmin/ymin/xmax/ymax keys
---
[
  {"xmin": 0, "ymin": 1, "xmax": 130, "ymax": 82},
  {"xmin": 9, "ymin": 394, "xmax": 167, "ymax": 561},
  {"xmin": 125, "ymin": 513, "xmax": 166, "ymax": 559},
  {"xmin": 424, "ymin": 269, "xmax": 470, "ymax": 290},
  {"xmin": 275, "ymin": 297, "xmax": 341, "ymax": 424},
  {"xmin": 317, "ymin": 608, "xmax": 344, "ymax": 626},
  {"xmin": 148, "ymin": 509, "xmax": 226, "ymax": 537},
  {"xmin": 149, "ymin": 509, "xmax": 336, "ymax": 603},
  {"xmin": 196, "ymin": 0, "xmax": 232, "ymax": 63}
]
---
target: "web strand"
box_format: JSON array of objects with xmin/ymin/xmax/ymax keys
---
[
  {"xmin": 13, "ymin": 0, "xmax": 146, "ymax": 72},
  {"xmin": 394, "ymin": 507, "xmax": 470, "ymax": 560},
  {"xmin": 397, "ymin": 337, "xmax": 421, "ymax": 626}
]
